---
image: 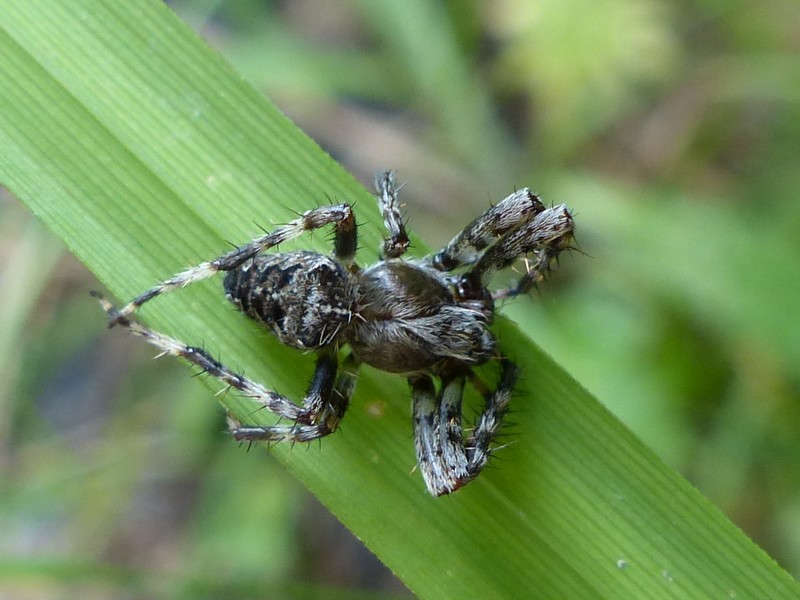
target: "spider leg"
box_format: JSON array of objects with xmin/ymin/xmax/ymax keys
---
[
  {"xmin": 432, "ymin": 189, "xmax": 545, "ymax": 271},
  {"xmin": 410, "ymin": 359, "xmax": 519, "ymax": 496},
  {"xmin": 410, "ymin": 374, "xmax": 470, "ymax": 496},
  {"xmin": 460, "ymin": 204, "xmax": 574, "ymax": 300},
  {"xmin": 107, "ymin": 204, "xmax": 357, "ymax": 325},
  {"xmin": 374, "ymin": 170, "xmax": 410, "ymax": 258},
  {"xmin": 95, "ymin": 295, "xmax": 357, "ymax": 443},
  {"xmin": 490, "ymin": 259, "xmax": 549, "ymax": 300},
  {"xmin": 464, "ymin": 358, "xmax": 519, "ymax": 476},
  {"xmin": 230, "ymin": 353, "xmax": 360, "ymax": 443}
]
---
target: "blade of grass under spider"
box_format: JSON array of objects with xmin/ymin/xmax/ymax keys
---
[{"xmin": 1, "ymin": 1, "xmax": 798, "ymax": 598}]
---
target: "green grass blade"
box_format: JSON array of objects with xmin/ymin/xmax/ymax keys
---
[{"xmin": 1, "ymin": 1, "xmax": 798, "ymax": 598}]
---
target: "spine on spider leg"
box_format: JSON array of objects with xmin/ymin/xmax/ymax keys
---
[
  {"xmin": 374, "ymin": 170, "xmax": 410, "ymax": 259},
  {"xmin": 467, "ymin": 204, "xmax": 575, "ymax": 299},
  {"xmin": 433, "ymin": 189, "xmax": 546, "ymax": 271},
  {"xmin": 466, "ymin": 360, "xmax": 519, "ymax": 473},
  {"xmin": 411, "ymin": 374, "xmax": 471, "ymax": 496}
]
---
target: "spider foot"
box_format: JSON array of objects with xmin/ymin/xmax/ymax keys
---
[{"xmin": 90, "ymin": 291, "xmax": 130, "ymax": 328}]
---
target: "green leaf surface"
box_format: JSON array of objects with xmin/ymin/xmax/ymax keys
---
[{"xmin": 1, "ymin": 1, "xmax": 797, "ymax": 598}]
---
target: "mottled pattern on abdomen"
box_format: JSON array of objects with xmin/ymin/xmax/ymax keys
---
[{"xmin": 223, "ymin": 251, "xmax": 353, "ymax": 349}]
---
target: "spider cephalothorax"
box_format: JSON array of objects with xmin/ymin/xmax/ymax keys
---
[{"xmin": 95, "ymin": 172, "xmax": 575, "ymax": 495}]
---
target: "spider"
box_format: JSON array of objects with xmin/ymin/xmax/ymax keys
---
[{"xmin": 94, "ymin": 172, "xmax": 575, "ymax": 496}]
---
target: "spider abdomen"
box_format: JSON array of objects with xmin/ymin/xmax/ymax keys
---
[{"xmin": 223, "ymin": 250, "xmax": 354, "ymax": 349}]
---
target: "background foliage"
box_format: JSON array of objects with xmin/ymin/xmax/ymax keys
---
[{"xmin": 1, "ymin": 0, "xmax": 799, "ymax": 597}]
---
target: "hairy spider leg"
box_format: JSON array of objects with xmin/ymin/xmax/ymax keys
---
[
  {"xmin": 410, "ymin": 359, "xmax": 519, "ymax": 496},
  {"xmin": 431, "ymin": 188, "xmax": 546, "ymax": 271},
  {"xmin": 464, "ymin": 359, "xmax": 518, "ymax": 475},
  {"xmin": 411, "ymin": 374, "xmax": 469, "ymax": 496},
  {"xmin": 108, "ymin": 204, "xmax": 357, "ymax": 325},
  {"xmin": 464, "ymin": 204, "xmax": 575, "ymax": 300},
  {"xmin": 94, "ymin": 293, "xmax": 360, "ymax": 443},
  {"xmin": 230, "ymin": 354, "xmax": 361, "ymax": 443},
  {"xmin": 374, "ymin": 170, "xmax": 410, "ymax": 259}
]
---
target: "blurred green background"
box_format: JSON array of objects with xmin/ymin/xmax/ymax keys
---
[{"xmin": 2, "ymin": 0, "xmax": 799, "ymax": 597}]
